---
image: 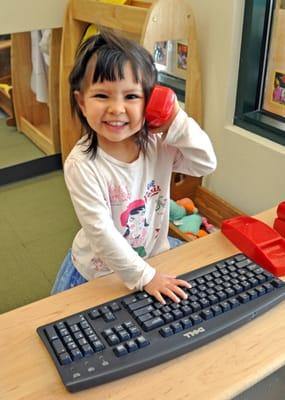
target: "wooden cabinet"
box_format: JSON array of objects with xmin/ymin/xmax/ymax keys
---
[
  {"xmin": 0, "ymin": 37, "xmax": 14, "ymax": 125},
  {"xmin": 11, "ymin": 29, "xmax": 62, "ymax": 154}
]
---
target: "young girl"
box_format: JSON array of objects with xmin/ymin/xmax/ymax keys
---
[{"xmin": 51, "ymin": 30, "xmax": 217, "ymax": 304}]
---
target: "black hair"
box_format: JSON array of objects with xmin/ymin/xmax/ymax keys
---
[{"xmin": 69, "ymin": 29, "xmax": 157, "ymax": 158}]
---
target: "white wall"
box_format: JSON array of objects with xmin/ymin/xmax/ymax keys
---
[
  {"xmin": 2, "ymin": 0, "xmax": 284, "ymax": 214},
  {"xmin": 190, "ymin": 0, "xmax": 285, "ymax": 214},
  {"xmin": 0, "ymin": 0, "xmax": 68, "ymax": 34}
]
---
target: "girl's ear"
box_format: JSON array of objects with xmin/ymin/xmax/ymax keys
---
[{"xmin": 74, "ymin": 90, "xmax": 86, "ymax": 116}]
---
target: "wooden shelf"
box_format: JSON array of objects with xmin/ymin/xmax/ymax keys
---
[
  {"xmin": 0, "ymin": 39, "xmax": 11, "ymax": 51},
  {"xmin": 11, "ymin": 29, "xmax": 62, "ymax": 154}
]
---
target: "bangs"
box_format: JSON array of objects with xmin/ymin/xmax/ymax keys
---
[{"xmin": 85, "ymin": 47, "xmax": 141, "ymax": 86}]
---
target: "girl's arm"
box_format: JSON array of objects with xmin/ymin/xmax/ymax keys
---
[{"xmin": 160, "ymin": 108, "xmax": 217, "ymax": 177}]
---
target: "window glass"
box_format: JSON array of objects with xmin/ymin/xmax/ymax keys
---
[
  {"xmin": 263, "ymin": 0, "xmax": 285, "ymax": 118},
  {"xmin": 235, "ymin": 0, "xmax": 285, "ymax": 146}
]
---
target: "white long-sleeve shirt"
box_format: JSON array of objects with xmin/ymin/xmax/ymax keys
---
[{"xmin": 64, "ymin": 109, "xmax": 217, "ymax": 291}]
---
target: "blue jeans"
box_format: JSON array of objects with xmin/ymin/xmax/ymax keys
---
[
  {"xmin": 51, "ymin": 236, "xmax": 184, "ymax": 295},
  {"xmin": 51, "ymin": 250, "xmax": 87, "ymax": 295}
]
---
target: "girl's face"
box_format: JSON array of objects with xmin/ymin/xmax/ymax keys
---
[{"xmin": 75, "ymin": 62, "xmax": 145, "ymax": 155}]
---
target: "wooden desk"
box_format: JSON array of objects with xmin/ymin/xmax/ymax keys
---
[{"xmin": 1, "ymin": 208, "xmax": 285, "ymax": 400}]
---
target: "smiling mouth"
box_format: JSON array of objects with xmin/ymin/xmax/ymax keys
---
[{"xmin": 104, "ymin": 121, "xmax": 128, "ymax": 127}]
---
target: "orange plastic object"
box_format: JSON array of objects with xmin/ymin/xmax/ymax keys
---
[
  {"xmin": 145, "ymin": 85, "xmax": 176, "ymax": 128},
  {"xmin": 221, "ymin": 216, "xmax": 285, "ymax": 276},
  {"xmin": 273, "ymin": 201, "xmax": 285, "ymax": 238}
]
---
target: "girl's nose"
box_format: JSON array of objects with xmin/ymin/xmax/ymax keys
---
[{"xmin": 108, "ymin": 99, "xmax": 125, "ymax": 115}]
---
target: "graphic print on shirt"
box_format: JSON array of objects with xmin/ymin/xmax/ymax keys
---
[
  {"xmin": 108, "ymin": 184, "xmax": 131, "ymax": 205},
  {"xmin": 120, "ymin": 180, "xmax": 167, "ymax": 256},
  {"xmin": 120, "ymin": 199, "xmax": 149, "ymax": 257}
]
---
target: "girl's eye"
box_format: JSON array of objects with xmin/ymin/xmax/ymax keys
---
[
  {"xmin": 125, "ymin": 94, "xmax": 140, "ymax": 100},
  {"xmin": 94, "ymin": 94, "xmax": 108, "ymax": 99}
]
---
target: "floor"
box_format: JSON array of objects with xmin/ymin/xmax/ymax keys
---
[
  {"xmin": 0, "ymin": 170, "xmax": 80, "ymax": 314},
  {"xmin": 0, "ymin": 117, "xmax": 44, "ymax": 168},
  {"xmin": 0, "ymin": 109, "xmax": 79, "ymax": 314}
]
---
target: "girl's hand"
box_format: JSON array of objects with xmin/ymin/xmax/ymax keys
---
[
  {"xmin": 148, "ymin": 97, "xmax": 180, "ymax": 135},
  {"xmin": 143, "ymin": 271, "xmax": 191, "ymax": 304}
]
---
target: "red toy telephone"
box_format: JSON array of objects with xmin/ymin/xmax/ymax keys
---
[
  {"xmin": 145, "ymin": 85, "xmax": 176, "ymax": 129},
  {"xmin": 221, "ymin": 214, "xmax": 285, "ymax": 276},
  {"xmin": 273, "ymin": 201, "xmax": 285, "ymax": 238}
]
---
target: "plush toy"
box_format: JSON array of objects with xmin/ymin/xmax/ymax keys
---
[
  {"xmin": 201, "ymin": 216, "xmax": 217, "ymax": 234},
  {"xmin": 173, "ymin": 214, "xmax": 203, "ymax": 234},
  {"xmin": 169, "ymin": 199, "xmax": 187, "ymax": 222},
  {"xmin": 176, "ymin": 197, "xmax": 198, "ymax": 214},
  {"xmin": 169, "ymin": 197, "xmax": 213, "ymax": 239}
]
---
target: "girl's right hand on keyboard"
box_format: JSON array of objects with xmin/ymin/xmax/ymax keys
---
[{"xmin": 143, "ymin": 271, "xmax": 191, "ymax": 304}]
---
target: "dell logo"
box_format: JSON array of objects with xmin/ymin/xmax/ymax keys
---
[{"xmin": 183, "ymin": 327, "xmax": 205, "ymax": 339}]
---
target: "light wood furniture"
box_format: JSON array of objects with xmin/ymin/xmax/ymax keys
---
[
  {"xmin": 0, "ymin": 38, "xmax": 15, "ymax": 125},
  {"xmin": 169, "ymin": 174, "xmax": 243, "ymax": 242},
  {"xmin": 1, "ymin": 207, "xmax": 285, "ymax": 400},
  {"xmin": 11, "ymin": 29, "xmax": 62, "ymax": 154}
]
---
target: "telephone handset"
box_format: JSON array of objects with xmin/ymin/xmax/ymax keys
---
[{"xmin": 145, "ymin": 85, "xmax": 176, "ymax": 129}]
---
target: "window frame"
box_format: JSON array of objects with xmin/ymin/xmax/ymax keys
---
[{"xmin": 234, "ymin": 0, "xmax": 285, "ymax": 146}]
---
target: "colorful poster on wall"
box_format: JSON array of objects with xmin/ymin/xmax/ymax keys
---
[
  {"xmin": 153, "ymin": 41, "xmax": 168, "ymax": 67},
  {"xmin": 272, "ymin": 71, "xmax": 285, "ymax": 104},
  {"xmin": 177, "ymin": 42, "xmax": 188, "ymax": 70}
]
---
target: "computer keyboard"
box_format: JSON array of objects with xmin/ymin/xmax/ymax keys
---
[{"xmin": 37, "ymin": 253, "xmax": 285, "ymax": 392}]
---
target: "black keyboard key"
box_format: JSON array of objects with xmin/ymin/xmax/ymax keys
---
[
  {"xmin": 71, "ymin": 348, "xmax": 83, "ymax": 361},
  {"xmin": 82, "ymin": 343, "xmax": 94, "ymax": 356},
  {"xmin": 125, "ymin": 340, "xmax": 138, "ymax": 352},
  {"xmin": 109, "ymin": 302, "xmax": 121, "ymax": 312},
  {"xmin": 45, "ymin": 326, "xmax": 58, "ymax": 341},
  {"xmin": 118, "ymin": 330, "xmax": 131, "ymax": 342},
  {"xmin": 271, "ymin": 278, "xmax": 285, "ymax": 288},
  {"xmin": 228, "ymin": 298, "xmax": 240, "ymax": 308},
  {"xmin": 59, "ymin": 352, "xmax": 72, "ymax": 365},
  {"xmin": 256, "ymin": 285, "xmax": 266, "ymax": 296},
  {"xmin": 136, "ymin": 336, "xmax": 149, "ymax": 348},
  {"xmin": 181, "ymin": 305, "xmax": 192, "ymax": 315},
  {"xmin": 127, "ymin": 298, "xmax": 153, "ymax": 312},
  {"xmin": 113, "ymin": 344, "xmax": 128, "ymax": 357},
  {"xmin": 137, "ymin": 313, "xmax": 152, "ymax": 324},
  {"xmin": 92, "ymin": 340, "xmax": 105, "ymax": 352},
  {"xmin": 170, "ymin": 322, "xmax": 183, "ymax": 333},
  {"xmin": 200, "ymin": 309, "xmax": 214, "ymax": 320},
  {"xmin": 160, "ymin": 326, "xmax": 174, "ymax": 337},
  {"xmin": 172, "ymin": 309, "xmax": 184, "ymax": 320},
  {"xmin": 190, "ymin": 313, "xmax": 203, "ymax": 325},
  {"xmin": 106, "ymin": 334, "xmax": 120, "ymax": 346},
  {"xmin": 211, "ymin": 305, "xmax": 223, "ymax": 316},
  {"xmin": 128, "ymin": 326, "xmax": 141, "ymax": 338},
  {"xmin": 89, "ymin": 309, "xmax": 101, "ymax": 320},
  {"xmin": 248, "ymin": 289, "xmax": 258, "ymax": 300},
  {"xmin": 263, "ymin": 282, "xmax": 274, "ymax": 292},
  {"xmin": 220, "ymin": 301, "xmax": 231, "ymax": 311},
  {"xmin": 142, "ymin": 317, "xmax": 164, "ymax": 331},
  {"xmin": 133, "ymin": 305, "xmax": 154, "ymax": 317},
  {"xmin": 52, "ymin": 339, "xmax": 66, "ymax": 355},
  {"xmin": 238, "ymin": 293, "xmax": 250, "ymax": 303},
  {"xmin": 162, "ymin": 312, "xmax": 174, "ymax": 323}
]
